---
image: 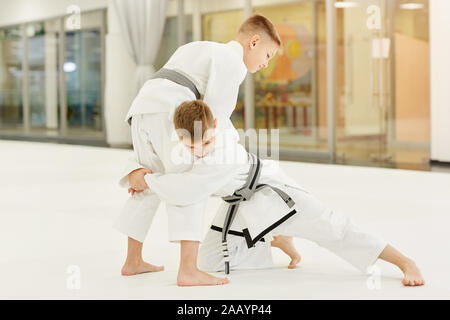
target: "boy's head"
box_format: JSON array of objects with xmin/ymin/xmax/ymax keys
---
[
  {"xmin": 174, "ymin": 100, "xmax": 217, "ymax": 158},
  {"xmin": 236, "ymin": 14, "xmax": 281, "ymax": 73}
]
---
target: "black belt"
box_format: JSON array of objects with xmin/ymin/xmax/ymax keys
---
[{"xmin": 220, "ymin": 153, "xmax": 296, "ymax": 274}]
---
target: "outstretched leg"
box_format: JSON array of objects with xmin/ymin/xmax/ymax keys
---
[
  {"xmin": 177, "ymin": 240, "xmax": 230, "ymax": 286},
  {"xmin": 121, "ymin": 237, "xmax": 164, "ymax": 276},
  {"xmin": 271, "ymin": 186, "xmax": 425, "ymax": 287},
  {"xmin": 378, "ymin": 244, "xmax": 424, "ymax": 286},
  {"xmin": 271, "ymin": 235, "xmax": 301, "ymax": 269}
]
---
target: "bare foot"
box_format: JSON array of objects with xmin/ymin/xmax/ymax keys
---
[
  {"xmin": 271, "ymin": 235, "xmax": 302, "ymax": 269},
  {"xmin": 177, "ymin": 268, "xmax": 230, "ymax": 287},
  {"xmin": 400, "ymin": 260, "xmax": 425, "ymax": 287},
  {"xmin": 121, "ymin": 260, "xmax": 164, "ymax": 276}
]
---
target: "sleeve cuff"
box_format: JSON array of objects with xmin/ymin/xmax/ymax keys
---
[{"xmin": 118, "ymin": 163, "xmax": 146, "ymax": 188}]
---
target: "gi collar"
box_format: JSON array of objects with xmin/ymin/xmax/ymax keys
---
[
  {"xmin": 226, "ymin": 40, "xmax": 248, "ymax": 81},
  {"xmin": 226, "ymin": 40, "xmax": 244, "ymax": 59}
]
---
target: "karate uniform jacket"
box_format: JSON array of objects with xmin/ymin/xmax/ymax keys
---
[
  {"xmin": 144, "ymin": 131, "xmax": 304, "ymax": 245},
  {"xmin": 120, "ymin": 40, "xmax": 248, "ymax": 182},
  {"xmin": 118, "ymin": 41, "xmax": 248, "ymax": 230}
]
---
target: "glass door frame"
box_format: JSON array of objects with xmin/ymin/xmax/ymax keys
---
[
  {"xmin": 326, "ymin": 0, "xmax": 337, "ymax": 163},
  {"xmin": 58, "ymin": 9, "xmax": 107, "ymax": 138},
  {"xmin": 262, "ymin": 0, "xmax": 336, "ymax": 163}
]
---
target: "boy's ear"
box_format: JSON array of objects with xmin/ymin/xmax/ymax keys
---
[
  {"xmin": 214, "ymin": 118, "xmax": 217, "ymax": 128},
  {"xmin": 250, "ymin": 34, "xmax": 261, "ymax": 48}
]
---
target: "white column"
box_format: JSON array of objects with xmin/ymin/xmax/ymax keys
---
[
  {"xmin": 104, "ymin": 0, "xmax": 136, "ymax": 146},
  {"xmin": 243, "ymin": 0, "xmax": 255, "ymax": 130},
  {"xmin": 44, "ymin": 31, "xmax": 58, "ymax": 129},
  {"xmin": 22, "ymin": 25, "xmax": 30, "ymax": 133},
  {"xmin": 326, "ymin": 0, "xmax": 336, "ymax": 162},
  {"xmin": 192, "ymin": 0, "xmax": 202, "ymax": 41},
  {"xmin": 177, "ymin": 0, "xmax": 186, "ymax": 46},
  {"xmin": 430, "ymin": 0, "xmax": 450, "ymax": 162}
]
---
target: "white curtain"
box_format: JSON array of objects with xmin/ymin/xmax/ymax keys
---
[{"xmin": 114, "ymin": 0, "xmax": 167, "ymax": 95}]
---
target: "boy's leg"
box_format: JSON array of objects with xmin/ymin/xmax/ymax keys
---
[
  {"xmin": 138, "ymin": 113, "xmax": 230, "ymax": 286},
  {"xmin": 167, "ymin": 202, "xmax": 230, "ymax": 286},
  {"xmin": 378, "ymin": 244, "xmax": 424, "ymax": 286},
  {"xmin": 196, "ymin": 233, "xmax": 301, "ymax": 271},
  {"xmin": 178, "ymin": 241, "xmax": 229, "ymax": 286},
  {"xmin": 115, "ymin": 188, "xmax": 163, "ymax": 275},
  {"xmin": 196, "ymin": 204, "xmax": 301, "ymax": 270},
  {"xmin": 271, "ymin": 236, "xmax": 301, "ymax": 269},
  {"xmin": 198, "ymin": 229, "xmax": 228, "ymax": 272},
  {"xmin": 122, "ymin": 237, "xmax": 164, "ymax": 276},
  {"xmin": 272, "ymin": 186, "xmax": 424, "ymax": 286},
  {"xmin": 198, "ymin": 212, "xmax": 275, "ymax": 273},
  {"xmin": 115, "ymin": 114, "xmax": 167, "ymax": 276}
]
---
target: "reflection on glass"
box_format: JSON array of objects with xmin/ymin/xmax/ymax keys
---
[
  {"xmin": 254, "ymin": 2, "xmax": 326, "ymax": 152},
  {"xmin": 62, "ymin": 10, "xmax": 104, "ymax": 133},
  {"xmin": 0, "ymin": 26, "xmax": 23, "ymax": 128},
  {"xmin": 27, "ymin": 21, "xmax": 59, "ymax": 129},
  {"xmin": 65, "ymin": 29, "xmax": 102, "ymax": 130},
  {"xmin": 0, "ymin": 10, "xmax": 105, "ymax": 138},
  {"xmin": 336, "ymin": 0, "xmax": 384, "ymax": 165},
  {"xmin": 392, "ymin": 0, "xmax": 429, "ymax": 169},
  {"xmin": 27, "ymin": 23, "xmax": 46, "ymax": 128},
  {"xmin": 335, "ymin": 0, "xmax": 430, "ymax": 170}
]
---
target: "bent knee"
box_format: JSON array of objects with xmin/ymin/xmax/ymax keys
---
[{"xmin": 198, "ymin": 245, "xmax": 224, "ymax": 272}]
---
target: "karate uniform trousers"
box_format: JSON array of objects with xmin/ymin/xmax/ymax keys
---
[
  {"xmin": 197, "ymin": 182, "xmax": 388, "ymax": 274},
  {"xmin": 113, "ymin": 110, "xmax": 208, "ymax": 243},
  {"xmin": 143, "ymin": 138, "xmax": 388, "ymax": 274}
]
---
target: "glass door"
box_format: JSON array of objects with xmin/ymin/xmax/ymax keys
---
[
  {"xmin": 335, "ymin": 0, "xmax": 430, "ymax": 169},
  {"xmin": 0, "ymin": 26, "xmax": 23, "ymax": 130},
  {"xmin": 335, "ymin": 0, "xmax": 391, "ymax": 166},
  {"xmin": 63, "ymin": 10, "xmax": 105, "ymax": 136},
  {"xmin": 27, "ymin": 19, "xmax": 60, "ymax": 131},
  {"xmin": 253, "ymin": 0, "xmax": 330, "ymax": 160}
]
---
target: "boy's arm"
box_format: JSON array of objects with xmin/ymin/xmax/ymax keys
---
[
  {"xmin": 119, "ymin": 155, "xmax": 156, "ymax": 192},
  {"xmin": 119, "ymin": 155, "xmax": 146, "ymax": 188},
  {"xmin": 144, "ymin": 160, "xmax": 244, "ymax": 206},
  {"xmin": 145, "ymin": 133, "xmax": 249, "ymax": 206}
]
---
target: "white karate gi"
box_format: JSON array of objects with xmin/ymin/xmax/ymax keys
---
[
  {"xmin": 144, "ymin": 133, "xmax": 388, "ymax": 273},
  {"xmin": 113, "ymin": 40, "xmax": 248, "ymax": 243}
]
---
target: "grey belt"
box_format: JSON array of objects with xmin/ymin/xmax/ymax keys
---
[
  {"xmin": 127, "ymin": 68, "xmax": 201, "ymax": 126},
  {"xmin": 221, "ymin": 153, "xmax": 296, "ymax": 275},
  {"xmin": 152, "ymin": 68, "xmax": 201, "ymax": 100}
]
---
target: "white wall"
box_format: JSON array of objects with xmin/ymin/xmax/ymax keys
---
[
  {"xmin": 0, "ymin": 0, "xmax": 108, "ymax": 27},
  {"xmin": 430, "ymin": 0, "xmax": 450, "ymax": 162}
]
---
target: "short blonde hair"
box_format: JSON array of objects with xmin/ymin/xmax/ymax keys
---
[
  {"xmin": 174, "ymin": 100, "xmax": 214, "ymax": 142},
  {"xmin": 238, "ymin": 14, "xmax": 281, "ymax": 47}
]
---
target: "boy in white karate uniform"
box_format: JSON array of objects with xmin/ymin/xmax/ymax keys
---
[
  {"xmin": 115, "ymin": 15, "xmax": 281, "ymax": 286},
  {"xmin": 137, "ymin": 100, "xmax": 425, "ymax": 287}
]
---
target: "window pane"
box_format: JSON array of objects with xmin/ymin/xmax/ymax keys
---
[
  {"xmin": 27, "ymin": 21, "xmax": 60, "ymax": 130},
  {"xmin": 335, "ymin": 0, "xmax": 430, "ymax": 170},
  {"xmin": 393, "ymin": 0, "xmax": 430, "ymax": 169},
  {"xmin": 0, "ymin": 26, "xmax": 23, "ymax": 128},
  {"xmin": 64, "ymin": 11, "xmax": 103, "ymax": 132},
  {"xmin": 254, "ymin": 2, "xmax": 327, "ymax": 152}
]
